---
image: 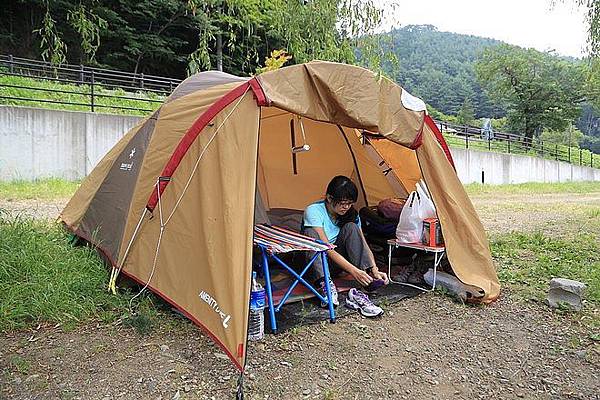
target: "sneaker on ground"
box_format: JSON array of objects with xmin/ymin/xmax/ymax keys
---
[
  {"xmin": 345, "ymin": 288, "xmax": 383, "ymax": 317},
  {"xmin": 319, "ymin": 279, "xmax": 339, "ymax": 308}
]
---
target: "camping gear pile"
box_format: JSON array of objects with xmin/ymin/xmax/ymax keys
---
[
  {"xmin": 60, "ymin": 61, "xmax": 500, "ymax": 376},
  {"xmin": 361, "ymin": 180, "xmax": 446, "ymax": 284}
]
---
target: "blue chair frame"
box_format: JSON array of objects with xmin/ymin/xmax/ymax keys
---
[{"xmin": 257, "ymin": 244, "xmax": 336, "ymax": 333}]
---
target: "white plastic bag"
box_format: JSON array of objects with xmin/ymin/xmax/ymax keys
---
[
  {"xmin": 416, "ymin": 181, "xmax": 436, "ymax": 220},
  {"xmin": 395, "ymin": 181, "xmax": 437, "ymax": 243},
  {"xmin": 395, "ymin": 191, "xmax": 422, "ymax": 243}
]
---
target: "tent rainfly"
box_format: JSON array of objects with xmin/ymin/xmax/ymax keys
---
[{"xmin": 61, "ymin": 61, "xmax": 500, "ymax": 372}]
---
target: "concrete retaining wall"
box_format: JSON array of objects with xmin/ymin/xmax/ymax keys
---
[
  {"xmin": 0, "ymin": 105, "xmax": 599, "ymax": 183},
  {"xmin": 0, "ymin": 106, "xmax": 141, "ymax": 180},
  {"xmin": 451, "ymin": 147, "xmax": 600, "ymax": 184}
]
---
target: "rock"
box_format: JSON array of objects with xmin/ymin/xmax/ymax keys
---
[
  {"xmin": 302, "ymin": 388, "xmax": 311, "ymax": 396},
  {"xmin": 280, "ymin": 361, "xmax": 292, "ymax": 367},
  {"xmin": 574, "ymin": 350, "xmax": 587, "ymax": 359},
  {"xmin": 160, "ymin": 344, "xmax": 169, "ymax": 352},
  {"xmin": 214, "ymin": 352, "xmax": 229, "ymax": 361},
  {"xmin": 172, "ymin": 391, "xmax": 181, "ymax": 400},
  {"xmin": 546, "ymin": 278, "xmax": 586, "ymax": 311}
]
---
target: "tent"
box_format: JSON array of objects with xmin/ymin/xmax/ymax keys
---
[{"xmin": 60, "ymin": 61, "xmax": 500, "ymax": 371}]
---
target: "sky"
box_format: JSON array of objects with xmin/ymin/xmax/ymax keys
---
[{"xmin": 383, "ymin": 0, "xmax": 589, "ymax": 58}]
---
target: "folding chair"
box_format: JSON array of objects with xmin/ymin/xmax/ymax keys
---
[{"xmin": 253, "ymin": 224, "xmax": 336, "ymax": 333}]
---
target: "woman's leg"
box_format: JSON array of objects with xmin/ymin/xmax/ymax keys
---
[
  {"xmin": 301, "ymin": 227, "xmax": 326, "ymax": 282},
  {"xmin": 335, "ymin": 222, "xmax": 376, "ymax": 272}
]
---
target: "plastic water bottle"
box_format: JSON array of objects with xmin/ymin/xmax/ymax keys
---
[{"xmin": 248, "ymin": 271, "xmax": 266, "ymax": 341}]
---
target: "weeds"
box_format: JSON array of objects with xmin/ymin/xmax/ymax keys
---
[
  {"xmin": 0, "ymin": 178, "xmax": 79, "ymax": 200},
  {"xmin": 123, "ymin": 294, "xmax": 163, "ymax": 335},
  {"xmin": 0, "ymin": 213, "xmax": 131, "ymax": 330},
  {"xmin": 491, "ymin": 231, "xmax": 600, "ymax": 304},
  {"xmin": 9, "ymin": 355, "xmax": 31, "ymax": 374},
  {"xmin": 0, "ymin": 75, "xmax": 163, "ymax": 116},
  {"xmin": 124, "ymin": 312, "xmax": 154, "ymax": 335},
  {"xmin": 466, "ymin": 181, "xmax": 600, "ymax": 196}
]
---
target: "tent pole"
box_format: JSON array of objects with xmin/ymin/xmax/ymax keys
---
[{"xmin": 336, "ymin": 125, "xmax": 368, "ymax": 206}]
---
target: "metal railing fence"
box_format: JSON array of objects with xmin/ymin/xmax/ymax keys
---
[
  {"xmin": 437, "ymin": 121, "xmax": 600, "ymax": 170},
  {"xmin": 0, "ymin": 54, "xmax": 182, "ymax": 113},
  {"xmin": 0, "ymin": 54, "xmax": 598, "ymax": 168}
]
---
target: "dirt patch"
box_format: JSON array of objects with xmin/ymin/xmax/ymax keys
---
[
  {"xmin": 1, "ymin": 191, "xmax": 599, "ymax": 399},
  {"xmin": 2, "ymin": 293, "xmax": 598, "ymax": 400},
  {"xmin": 0, "ymin": 198, "xmax": 68, "ymax": 220},
  {"xmin": 471, "ymin": 193, "xmax": 600, "ymax": 236}
]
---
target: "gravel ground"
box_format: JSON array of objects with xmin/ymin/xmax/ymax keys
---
[
  {"xmin": 0, "ymin": 198, "xmax": 68, "ymax": 221},
  {"xmin": 1, "ymin": 192, "xmax": 599, "ymax": 400}
]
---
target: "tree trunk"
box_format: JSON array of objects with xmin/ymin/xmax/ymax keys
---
[
  {"xmin": 524, "ymin": 119, "xmax": 534, "ymax": 149},
  {"xmin": 216, "ymin": 32, "xmax": 223, "ymax": 72}
]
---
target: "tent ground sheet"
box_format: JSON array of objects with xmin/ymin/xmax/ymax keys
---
[{"xmin": 261, "ymin": 264, "xmax": 423, "ymax": 333}]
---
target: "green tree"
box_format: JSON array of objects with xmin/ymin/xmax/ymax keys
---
[
  {"xmin": 1, "ymin": 0, "xmax": 396, "ymax": 78},
  {"xmin": 456, "ymin": 97, "xmax": 475, "ymax": 126},
  {"xmin": 475, "ymin": 44, "xmax": 586, "ymax": 145},
  {"xmin": 185, "ymin": 0, "xmax": 278, "ymax": 75},
  {"xmin": 187, "ymin": 0, "xmax": 398, "ymax": 74},
  {"xmin": 540, "ymin": 125, "xmax": 584, "ymax": 147},
  {"xmin": 385, "ymin": 25, "xmax": 505, "ymax": 118}
]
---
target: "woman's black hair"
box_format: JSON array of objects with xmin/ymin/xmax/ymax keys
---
[
  {"xmin": 326, "ymin": 176, "xmax": 358, "ymax": 227},
  {"xmin": 326, "ymin": 175, "xmax": 358, "ymax": 204}
]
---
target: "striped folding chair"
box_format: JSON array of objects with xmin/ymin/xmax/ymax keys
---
[{"xmin": 253, "ymin": 223, "xmax": 337, "ymax": 333}]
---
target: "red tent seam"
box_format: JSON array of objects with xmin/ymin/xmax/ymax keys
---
[
  {"xmin": 147, "ymin": 78, "xmax": 267, "ymax": 211},
  {"xmin": 424, "ymin": 115, "xmax": 456, "ymax": 170}
]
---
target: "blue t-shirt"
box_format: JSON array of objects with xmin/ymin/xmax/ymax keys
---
[{"xmin": 303, "ymin": 200, "xmax": 361, "ymax": 243}]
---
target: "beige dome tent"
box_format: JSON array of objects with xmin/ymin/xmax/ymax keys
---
[{"xmin": 60, "ymin": 61, "xmax": 500, "ymax": 371}]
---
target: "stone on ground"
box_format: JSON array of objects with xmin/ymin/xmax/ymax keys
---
[{"xmin": 546, "ymin": 278, "xmax": 586, "ymax": 311}]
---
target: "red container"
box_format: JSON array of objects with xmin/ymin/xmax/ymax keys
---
[{"xmin": 422, "ymin": 218, "xmax": 444, "ymax": 247}]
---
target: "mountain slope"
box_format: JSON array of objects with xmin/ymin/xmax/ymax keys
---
[{"xmin": 385, "ymin": 25, "xmax": 505, "ymax": 117}]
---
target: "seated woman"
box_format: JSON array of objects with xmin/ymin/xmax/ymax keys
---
[{"xmin": 302, "ymin": 175, "xmax": 389, "ymax": 317}]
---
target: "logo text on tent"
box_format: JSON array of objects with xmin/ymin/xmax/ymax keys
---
[
  {"xmin": 199, "ymin": 290, "xmax": 231, "ymax": 329},
  {"xmin": 119, "ymin": 147, "xmax": 136, "ymax": 171},
  {"xmin": 119, "ymin": 162, "xmax": 133, "ymax": 171}
]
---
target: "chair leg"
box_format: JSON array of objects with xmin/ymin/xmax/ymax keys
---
[
  {"xmin": 320, "ymin": 252, "xmax": 336, "ymax": 323},
  {"xmin": 260, "ymin": 247, "xmax": 278, "ymax": 334}
]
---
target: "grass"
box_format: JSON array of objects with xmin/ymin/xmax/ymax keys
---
[
  {"xmin": 9, "ymin": 355, "xmax": 31, "ymax": 374},
  {"xmin": 0, "ymin": 211, "xmax": 171, "ymax": 332},
  {"xmin": 465, "ymin": 181, "xmax": 600, "ymax": 196},
  {"xmin": 491, "ymin": 232, "xmax": 600, "ymax": 305},
  {"xmin": 0, "ymin": 178, "xmax": 79, "ymax": 200},
  {"xmin": 0, "ymin": 75, "xmax": 163, "ymax": 116},
  {"xmin": 0, "ymin": 213, "xmax": 128, "ymax": 330}
]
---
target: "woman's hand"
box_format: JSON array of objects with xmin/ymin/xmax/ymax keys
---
[
  {"xmin": 351, "ymin": 267, "xmax": 373, "ymax": 286},
  {"xmin": 370, "ymin": 267, "xmax": 389, "ymax": 285}
]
